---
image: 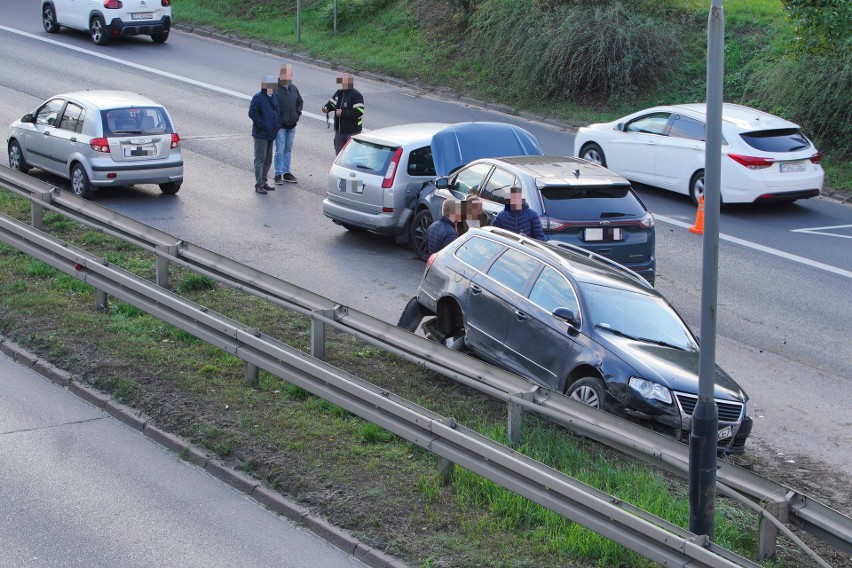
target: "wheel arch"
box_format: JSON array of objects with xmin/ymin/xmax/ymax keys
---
[
  {"xmin": 435, "ymin": 295, "xmax": 464, "ymax": 338},
  {"xmin": 561, "ymin": 365, "xmax": 603, "ymax": 395}
]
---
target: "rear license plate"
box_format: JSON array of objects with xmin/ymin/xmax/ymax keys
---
[
  {"xmin": 338, "ymin": 178, "xmax": 364, "ymax": 194},
  {"xmin": 124, "ymin": 145, "xmax": 155, "ymax": 157},
  {"xmin": 584, "ymin": 227, "xmax": 623, "ymax": 242},
  {"xmin": 779, "ymin": 161, "xmax": 806, "ymax": 173},
  {"xmin": 131, "ymin": 12, "xmax": 153, "ymax": 20}
]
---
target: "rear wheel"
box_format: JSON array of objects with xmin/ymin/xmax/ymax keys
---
[
  {"xmin": 151, "ymin": 30, "xmax": 169, "ymax": 44},
  {"xmin": 580, "ymin": 143, "xmax": 607, "ymax": 167},
  {"xmin": 8, "ymin": 140, "xmax": 30, "ymax": 173},
  {"xmin": 159, "ymin": 182, "xmax": 181, "ymax": 195},
  {"xmin": 42, "ymin": 3, "xmax": 60, "ymax": 33},
  {"xmin": 90, "ymin": 15, "xmax": 109, "ymax": 45},
  {"xmin": 411, "ymin": 208, "xmax": 433, "ymax": 261},
  {"xmin": 70, "ymin": 163, "xmax": 92, "ymax": 198},
  {"xmin": 566, "ymin": 377, "xmax": 606, "ymax": 409},
  {"xmin": 689, "ymin": 170, "xmax": 705, "ymax": 206}
]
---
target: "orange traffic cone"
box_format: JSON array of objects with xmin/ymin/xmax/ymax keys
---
[{"xmin": 689, "ymin": 195, "xmax": 705, "ymax": 235}]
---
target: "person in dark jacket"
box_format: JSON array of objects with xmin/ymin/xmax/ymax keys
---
[
  {"xmin": 427, "ymin": 200, "xmax": 462, "ymax": 255},
  {"xmin": 273, "ymin": 64, "xmax": 303, "ymax": 184},
  {"xmin": 321, "ymin": 72, "xmax": 365, "ymax": 154},
  {"xmin": 492, "ymin": 186, "xmax": 545, "ymax": 240},
  {"xmin": 248, "ymin": 76, "xmax": 280, "ymax": 194}
]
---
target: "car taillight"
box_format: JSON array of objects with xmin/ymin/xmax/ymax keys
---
[
  {"xmin": 638, "ymin": 212, "xmax": 655, "ymax": 228},
  {"xmin": 90, "ymin": 138, "xmax": 110, "ymax": 153},
  {"xmin": 104, "ymin": 0, "xmax": 122, "ymax": 8},
  {"xmin": 540, "ymin": 215, "xmax": 570, "ymax": 232},
  {"xmin": 426, "ymin": 253, "xmax": 438, "ymax": 268},
  {"xmin": 809, "ymin": 151, "xmax": 821, "ymax": 163},
  {"xmin": 382, "ymin": 147, "xmax": 403, "ymax": 189},
  {"xmin": 161, "ymin": 0, "xmax": 171, "ymax": 5},
  {"xmin": 728, "ymin": 153, "xmax": 774, "ymax": 169},
  {"xmin": 170, "ymin": 133, "xmax": 180, "ymax": 149}
]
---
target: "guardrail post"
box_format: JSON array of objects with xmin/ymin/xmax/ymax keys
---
[
  {"xmin": 155, "ymin": 244, "xmax": 178, "ymax": 289},
  {"xmin": 311, "ymin": 307, "xmax": 340, "ymax": 360},
  {"xmin": 94, "ymin": 288, "xmax": 108, "ymax": 310},
  {"xmin": 438, "ymin": 418, "xmax": 457, "ymax": 485},
  {"xmin": 31, "ymin": 190, "xmax": 53, "ymax": 231},
  {"xmin": 758, "ymin": 499, "xmax": 789, "ymax": 560},
  {"xmin": 507, "ymin": 390, "xmax": 535, "ymax": 445},
  {"xmin": 244, "ymin": 328, "xmax": 260, "ymax": 385}
]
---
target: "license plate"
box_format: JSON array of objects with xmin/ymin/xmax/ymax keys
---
[
  {"xmin": 124, "ymin": 145, "xmax": 154, "ymax": 157},
  {"xmin": 337, "ymin": 178, "xmax": 364, "ymax": 194},
  {"xmin": 779, "ymin": 161, "xmax": 806, "ymax": 173},
  {"xmin": 717, "ymin": 425, "xmax": 733, "ymax": 440},
  {"xmin": 131, "ymin": 12, "xmax": 153, "ymax": 20},
  {"xmin": 584, "ymin": 227, "xmax": 623, "ymax": 242}
]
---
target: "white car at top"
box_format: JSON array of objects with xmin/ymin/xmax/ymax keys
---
[
  {"xmin": 573, "ymin": 103, "xmax": 824, "ymax": 205},
  {"xmin": 42, "ymin": 0, "xmax": 172, "ymax": 45}
]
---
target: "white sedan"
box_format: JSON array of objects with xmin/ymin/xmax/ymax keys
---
[{"xmin": 573, "ymin": 103, "xmax": 824, "ymax": 205}]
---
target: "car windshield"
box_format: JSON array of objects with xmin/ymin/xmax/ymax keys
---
[
  {"xmin": 335, "ymin": 139, "xmax": 396, "ymax": 176},
  {"xmin": 739, "ymin": 128, "xmax": 811, "ymax": 153},
  {"xmin": 579, "ymin": 282, "xmax": 698, "ymax": 351},
  {"xmin": 102, "ymin": 107, "xmax": 173, "ymax": 136},
  {"xmin": 539, "ymin": 186, "xmax": 646, "ymax": 221}
]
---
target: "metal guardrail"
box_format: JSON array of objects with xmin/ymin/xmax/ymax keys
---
[{"xmin": 1, "ymin": 166, "xmax": 849, "ymax": 562}]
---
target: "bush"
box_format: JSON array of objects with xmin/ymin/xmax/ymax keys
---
[
  {"xmin": 320, "ymin": 0, "xmax": 394, "ymax": 32},
  {"xmin": 783, "ymin": 0, "xmax": 851, "ymax": 55},
  {"xmin": 466, "ymin": 0, "xmax": 683, "ymax": 103}
]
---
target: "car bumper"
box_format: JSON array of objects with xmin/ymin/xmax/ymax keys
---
[
  {"xmin": 722, "ymin": 161, "xmax": 824, "ymax": 204},
  {"xmin": 89, "ymin": 158, "xmax": 183, "ymax": 187},
  {"xmin": 322, "ymin": 197, "xmax": 410, "ymax": 235},
  {"xmin": 106, "ymin": 15, "xmax": 170, "ymax": 37}
]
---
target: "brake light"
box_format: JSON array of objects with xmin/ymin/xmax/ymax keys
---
[
  {"xmin": 540, "ymin": 214, "xmax": 655, "ymax": 232},
  {"xmin": 809, "ymin": 151, "xmax": 821, "ymax": 164},
  {"xmin": 728, "ymin": 153, "xmax": 774, "ymax": 169},
  {"xmin": 90, "ymin": 138, "xmax": 110, "ymax": 153},
  {"xmin": 382, "ymin": 147, "xmax": 403, "ymax": 189},
  {"xmin": 540, "ymin": 215, "xmax": 569, "ymax": 232},
  {"xmin": 170, "ymin": 133, "xmax": 180, "ymax": 149},
  {"xmin": 104, "ymin": 0, "xmax": 122, "ymax": 8},
  {"xmin": 426, "ymin": 253, "xmax": 438, "ymax": 268},
  {"xmin": 161, "ymin": 0, "xmax": 171, "ymax": 5}
]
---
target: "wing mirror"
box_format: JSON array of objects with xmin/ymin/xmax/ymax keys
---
[
  {"xmin": 435, "ymin": 176, "xmax": 449, "ymax": 189},
  {"xmin": 21, "ymin": 113, "xmax": 35, "ymax": 123},
  {"xmin": 553, "ymin": 307, "xmax": 580, "ymax": 328},
  {"xmin": 615, "ymin": 122, "xmax": 624, "ymax": 132}
]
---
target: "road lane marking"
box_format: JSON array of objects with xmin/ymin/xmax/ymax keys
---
[
  {"xmin": 654, "ymin": 215, "xmax": 852, "ymax": 280},
  {"xmin": 791, "ymin": 224, "xmax": 852, "ymax": 239}
]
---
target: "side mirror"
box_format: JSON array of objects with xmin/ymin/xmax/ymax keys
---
[
  {"xmin": 21, "ymin": 113, "xmax": 34, "ymax": 123},
  {"xmin": 435, "ymin": 176, "xmax": 449, "ymax": 189},
  {"xmin": 615, "ymin": 122, "xmax": 624, "ymax": 132},
  {"xmin": 553, "ymin": 307, "xmax": 580, "ymax": 328}
]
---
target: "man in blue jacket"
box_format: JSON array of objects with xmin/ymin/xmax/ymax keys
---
[
  {"xmin": 492, "ymin": 186, "xmax": 545, "ymax": 240},
  {"xmin": 427, "ymin": 200, "xmax": 462, "ymax": 255},
  {"xmin": 248, "ymin": 76, "xmax": 280, "ymax": 194}
]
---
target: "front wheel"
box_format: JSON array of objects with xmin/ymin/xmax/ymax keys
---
[
  {"xmin": 43, "ymin": 3, "xmax": 60, "ymax": 33},
  {"xmin": 70, "ymin": 163, "xmax": 92, "ymax": 198},
  {"xmin": 566, "ymin": 377, "xmax": 606, "ymax": 409},
  {"xmin": 580, "ymin": 143, "xmax": 607, "ymax": 167},
  {"xmin": 151, "ymin": 30, "xmax": 169, "ymax": 44},
  {"xmin": 90, "ymin": 15, "xmax": 109, "ymax": 45},
  {"xmin": 410, "ymin": 208, "xmax": 434, "ymax": 261},
  {"xmin": 8, "ymin": 140, "xmax": 30, "ymax": 173},
  {"xmin": 159, "ymin": 182, "xmax": 181, "ymax": 195}
]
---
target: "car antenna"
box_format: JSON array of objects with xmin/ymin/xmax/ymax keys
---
[{"xmin": 574, "ymin": 169, "xmax": 580, "ymax": 178}]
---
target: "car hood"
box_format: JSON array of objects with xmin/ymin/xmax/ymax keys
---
[
  {"xmin": 431, "ymin": 122, "xmax": 543, "ymax": 176},
  {"xmin": 597, "ymin": 332, "xmax": 746, "ymax": 401}
]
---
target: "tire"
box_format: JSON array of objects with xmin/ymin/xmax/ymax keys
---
[
  {"xmin": 90, "ymin": 15, "xmax": 109, "ymax": 45},
  {"xmin": 151, "ymin": 31, "xmax": 169, "ymax": 44},
  {"xmin": 42, "ymin": 3, "xmax": 60, "ymax": 33},
  {"xmin": 8, "ymin": 140, "xmax": 30, "ymax": 174},
  {"xmin": 566, "ymin": 377, "xmax": 606, "ymax": 409},
  {"xmin": 410, "ymin": 208, "xmax": 433, "ymax": 261},
  {"xmin": 689, "ymin": 170, "xmax": 705, "ymax": 206},
  {"xmin": 580, "ymin": 143, "xmax": 607, "ymax": 167},
  {"xmin": 70, "ymin": 163, "xmax": 92, "ymax": 198},
  {"xmin": 159, "ymin": 182, "xmax": 181, "ymax": 195}
]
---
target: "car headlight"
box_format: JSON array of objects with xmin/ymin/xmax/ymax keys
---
[{"xmin": 629, "ymin": 377, "xmax": 672, "ymax": 404}]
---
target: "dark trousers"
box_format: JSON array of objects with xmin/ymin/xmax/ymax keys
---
[
  {"xmin": 253, "ymin": 138, "xmax": 274, "ymax": 188},
  {"xmin": 334, "ymin": 132, "xmax": 353, "ymax": 155}
]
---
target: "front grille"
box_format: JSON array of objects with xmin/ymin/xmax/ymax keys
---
[{"xmin": 675, "ymin": 392, "xmax": 743, "ymax": 423}]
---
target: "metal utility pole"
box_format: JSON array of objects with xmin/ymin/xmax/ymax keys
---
[
  {"xmin": 689, "ymin": 0, "xmax": 724, "ymax": 540},
  {"xmin": 333, "ymin": 0, "xmax": 338, "ymax": 34},
  {"xmin": 296, "ymin": 0, "xmax": 301, "ymax": 42}
]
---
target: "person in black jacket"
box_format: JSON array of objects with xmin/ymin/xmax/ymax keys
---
[
  {"xmin": 321, "ymin": 72, "xmax": 364, "ymax": 154},
  {"xmin": 248, "ymin": 76, "xmax": 280, "ymax": 194},
  {"xmin": 273, "ymin": 64, "xmax": 303, "ymax": 184},
  {"xmin": 427, "ymin": 199, "xmax": 462, "ymax": 255}
]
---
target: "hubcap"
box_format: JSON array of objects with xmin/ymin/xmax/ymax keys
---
[
  {"xmin": 584, "ymin": 150, "xmax": 601, "ymax": 164},
  {"xmin": 694, "ymin": 177, "xmax": 705, "ymax": 197},
  {"xmin": 72, "ymin": 169, "xmax": 85, "ymax": 195},
  {"xmin": 9, "ymin": 146, "xmax": 20, "ymax": 170},
  {"xmin": 571, "ymin": 386, "xmax": 600, "ymax": 407},
  {"xmin": 92, "ymin": 21, "xmax": 102, "ymax": 42},
  {"xmin": 44, "ymin": 9, "xmax": 53, "ymax": 28}
]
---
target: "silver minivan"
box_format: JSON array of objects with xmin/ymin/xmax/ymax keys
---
[
  {"xmin": 322, "ymin": 122, "xmax": 543, "ymax": 252},
  {"xmin": 7, "ymin": 91, "xmax": 183, "ymax": 198}
]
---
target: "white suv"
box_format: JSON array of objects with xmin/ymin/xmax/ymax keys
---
[{"xmin": 42, "ymin": 0, "xmax": 172, "ymax": 45}]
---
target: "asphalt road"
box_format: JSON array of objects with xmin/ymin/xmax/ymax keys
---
[{"xmin": 0, "ymin": 3, "xmax": 850, "ymax": 491}]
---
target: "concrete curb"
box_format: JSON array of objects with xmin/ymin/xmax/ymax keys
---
[{"xmin": 0, "ymin": 335, "xmax": 407, "ymax": 568}]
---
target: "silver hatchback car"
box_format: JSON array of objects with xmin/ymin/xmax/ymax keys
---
[{"xmin": 7, "ymin": 91, "xmax": 183, "ymax": 198}]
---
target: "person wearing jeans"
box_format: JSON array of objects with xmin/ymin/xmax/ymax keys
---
[{"xmin": 273, "ymin": 64, "xmax": 303, "ymax": 184}]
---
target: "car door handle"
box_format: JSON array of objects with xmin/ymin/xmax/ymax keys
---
[
  {"xmin": 514, "ymin": 310, "xmax": 527, "ymax": 320},
  {"xmin": 70, "ymin": 137, "xmax": 77, "ymax": 142},
  {"xmin": 471, "ymin": 285, "xmax": 482, "ymax": 295},
  {"xmin": 43, "ymin": 131, "xmax": 51, "ymax": 136}
]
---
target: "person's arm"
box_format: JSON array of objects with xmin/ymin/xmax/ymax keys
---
[
  {"xmin": 322, "ymin": 91, "xmax": 339, "ymax": 113},
  {"xmin": 248, "ymin": 95, "xmax": 261, "ymax": 126},
  {"xmin": 491, "ymin": 212, "xmax": 505, "ymax": 229},
  {"xmin": 340, "ymin": 91, "xmax": 365, "ymax": 120},
  {"xmin": 295, "ymin": 87, "xmax": 304, "ymax": 116},
  {"xmin": 529, "ymin": 212, "xmax": 545, "ymax": 240}
]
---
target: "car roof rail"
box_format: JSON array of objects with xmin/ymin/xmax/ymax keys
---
[{"xmin": 547, "ymin": 241, "xmax": 653, "ymax": 288}]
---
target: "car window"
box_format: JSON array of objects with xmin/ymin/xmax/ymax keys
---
[
  {"xmin": 481, "ymin": 168, "xmax": 519, "ymax": 204},
  {"xmin": 451, "ymin": 163, "xmax": 492, "ymax": 196},
  {"xmin": 334, "ymin": 138, "xmax": 396, "ymax": 176},
  {"xmin": 58, "ymin": 103, "xmax": 85, "ymax": 134},
  {"xmin": 739, "ymin": 129, "xmax": 812, "ymax": 153},
  {"xmin": 668, "ymin": 115, "xmax": 705, "ymax": 141},
  {"xmin": 528, "ymin": 266, "xmax": 579, "ymax": 316},
  {"xmin": 36, "ymin": 99, "xmax": 65, "ymax": 127},
  {"xmin": 454, "ymin": 236, "xmax": 504, "ymax": 271},
  {"xmin": 407, "ymin": 146, "xmax": 436, "ymax": 177},
  {"xmin": 486, "ymin": 248, "xmax": 542, "ymax": 295},
  {"xmin": 101, "ymin": 107, "xmax": 174, "ymax": 136},
  {"xmin": 538, "ymin": 186, "xmax": 647, "ymax": 220},
  {"xmin": 625, "ymin": 112, "xmax": 670, "ymax": 135}
]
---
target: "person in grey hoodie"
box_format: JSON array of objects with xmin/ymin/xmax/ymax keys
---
[{"xmin": 273, "ymin": 64, "xmax": 303, "ymax": 184}]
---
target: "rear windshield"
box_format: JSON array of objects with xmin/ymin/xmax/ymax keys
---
[
  {"xmin": 335, "ymin": 139, "xmax": 396, "ymax": 176},
  {"xmin": 539, "ymin": 186, "xmax": 647, "ymax": 221},
  {"xmin": 101, "ymin": 107, "xmax": 174, "ymax": 136},
  {"xmin": 739, "ymin": 129, "xmax": 811, "ymax": 153}
]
